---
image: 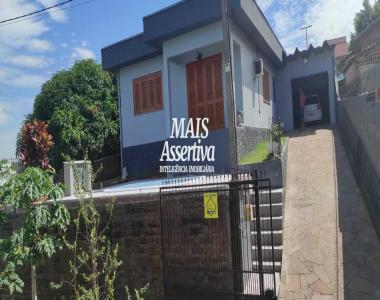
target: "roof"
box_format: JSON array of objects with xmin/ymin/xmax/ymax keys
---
[
  {"xmin": 101, "ymin": 0, "xmax": 285, "ymax": 71},
  {"xmin": 286, "ymin": 41, "xmax": 335, "ymax": 62},
  {"xmin": 327, "ymin": 36, "xmax": 347, "ymax": 46}
]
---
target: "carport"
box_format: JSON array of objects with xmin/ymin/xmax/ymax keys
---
[
  {"xmin": 291, "ymin": 72, "xmax": 330, "ymax": 128},
  {"xmin": 276, "ymin": 42, "xmax": 337, "ymax": 131}
]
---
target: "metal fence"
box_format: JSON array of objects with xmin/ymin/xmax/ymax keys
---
[{"xmin": 159, "ymin": 172, "xmax": 277, "ymax": 300}]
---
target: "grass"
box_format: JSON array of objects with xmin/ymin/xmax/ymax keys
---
[{"xmin": 239, "ymin": 137, "xmax": 287, "ymax": 165}]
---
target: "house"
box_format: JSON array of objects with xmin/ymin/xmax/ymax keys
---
[
  {"xmin": 102, "ymin": 0, "xmax": 337, "ymax": 179},
  {"xmin": 277, "ymin": 43, "xmax": 337, "ymax": 131},
  {"xmin": 327, "ymin": 36, "xmax": 349, "ymax": 60},
  {"xmin": 339, "ymin": 16, "xmax": 380, "ymax": 98}
]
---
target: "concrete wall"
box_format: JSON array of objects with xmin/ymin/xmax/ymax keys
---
[
  {"xmin": 0, "ymin": 193, "xmax": 234, "ymax": 300},
  {"xmin": 276, "ymin": 50, "xmax": 336, "ymax": 131},
  {"xmin": 337, "ymin": 96, "xmax": 380, "ymax": 235}
]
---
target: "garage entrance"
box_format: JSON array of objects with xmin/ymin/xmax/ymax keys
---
[{"xmin": 291, "ymin": 72, "xmax": 330, "ymax": 129}]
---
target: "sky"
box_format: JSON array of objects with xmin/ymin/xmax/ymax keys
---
[{"xmin": 0, "ymin": 0, "xmax": 372, "ymax": 158}]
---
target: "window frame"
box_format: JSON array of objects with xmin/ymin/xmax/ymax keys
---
[
  {"xmin": 262, "ymin": 68, "xmax": 271, "ymax": 104},
  {"xmin": 133, "ymin": 71, "xmax": 163, "ymax": 115}
]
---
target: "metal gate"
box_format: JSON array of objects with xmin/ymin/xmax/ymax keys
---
[{"xmin": 159, "ymin": 173, "xmax": 277, "ymax": 300}]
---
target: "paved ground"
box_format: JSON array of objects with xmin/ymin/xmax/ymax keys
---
[{"xmin": 278, "ymin": 127, "xmax": 380, "ymax": 300}]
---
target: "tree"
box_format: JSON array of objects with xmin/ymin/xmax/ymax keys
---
[
  {"xmin": 29, "ymin": 59, "xmax": 119, "ymax": 169},
  {"xmin": 18, "ymin": 120, "xmax": 53, "ymax": 170},
  {"xmin": 0, "ymin": 167, "xmax": 70, "ymax": 298},
  {"xmin": 353, "ymin": 0, "xmax": 380, "ymax": 35}
]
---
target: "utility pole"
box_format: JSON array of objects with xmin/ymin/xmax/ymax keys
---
[
  {"xmin": 301, "ymin": 25, "xmax": 312, "ymax": 49},
  {"xmin": 221, "ymin": 0, "xmax": 238, "ymax": 177}
]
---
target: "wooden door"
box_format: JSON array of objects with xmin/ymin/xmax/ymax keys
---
[{"xmin": 186, "ymin": 54, "xmax": 225, "ymax": 130}]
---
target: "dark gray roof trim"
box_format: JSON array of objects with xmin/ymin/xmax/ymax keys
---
[
  {"xmin": 101, "ymin": 34, "xmax": 162, "ymax": 72},
  {"xmin": 286, "ymin": 41, "xmax": 334, "ymax": 62},
  {"xmin": 143, "ymin": 0, "xmax": 231, "ymax": 47},
  {"xmin": 233, "ymin": 0, "xmax": 283, "ymax": 66},
  {"xmin": 102, "ymin": 0, "xmax": 285, "ymax": 71}
]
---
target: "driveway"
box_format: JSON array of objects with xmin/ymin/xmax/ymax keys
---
[{"xmin": 278, "ymin": 127, "xmax": 380, "ymax": 299}]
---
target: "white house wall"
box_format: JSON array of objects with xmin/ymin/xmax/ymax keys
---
[
  {"xmin": 230, "ymin": 21, "xmax": 276, "ymax": 130},
  {"xmin": 118, "ymin": 56, "xmax": 166, "ymax": 148}
]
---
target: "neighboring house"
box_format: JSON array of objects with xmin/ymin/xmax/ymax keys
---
[
  {"xmin": 327, "ymin": 36, "xmax": 349, "ymax": 60},
  {"xmin": 102, "ymin": 0, "xmax": 337, "ymax": 179},
  {"xmin": 339, "ymin": 16, "xmax": 380, "ymax": 98}
]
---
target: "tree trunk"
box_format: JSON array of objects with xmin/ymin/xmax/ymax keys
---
[{"xmin": 31, "ymin": 264, "xmax": 37, "ymax": 300}]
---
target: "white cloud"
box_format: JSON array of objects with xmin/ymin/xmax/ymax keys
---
[
  {"xmin": 256, "ymin": 0, "xmax": 274, "ymax": 12},
  {"xmin": 28, "ymin": 39, "xmax": 54, "ymax": 52},
  {"xmin": 6, "ymin": 55, "xmax": 52, "ymax": 69},
  {"xmin": 71, "ymin": 47, "xmax": 96, "ymax": 60},
  {"xmin": 4, "ymin": 74, "xmax": 47, "ymax": 88},
  {"xmin": 0, "ymin": 67, "xmax": 47, "ymax": 88},
  {"xmin": 304, "ymin": 0, "xmax": 371, "ymax": 46},
  {"xmin": 261, "ymin": 0, "xmax": 375, "ymax": 53},
  {"xmin": 36, "ymin": 0, "xmax": 68, "ymax": 22},
  {"xmin": 60, "ymin": 42, "xmax": 68, "ymax": 48}
]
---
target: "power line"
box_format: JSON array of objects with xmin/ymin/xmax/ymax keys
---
[
  {"xmin": 0, "ymin": 0, "xmax": 96, "ymax": 28},
  {"xmin": 0, "ymin": 0, "xmax": 73, "ymax": 25}
]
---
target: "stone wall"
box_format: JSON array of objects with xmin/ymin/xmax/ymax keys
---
[
  {"xmin": 1, "ymin": 194, "xmax": 164, "ymax": 300},
  {"xmin": 0, "ymin": 190, "xmax": 235, "ymax": 299},
  {"xmin": 161, "ymin": 192, "xmax": 233, "ymax": 293},
  {"xmin": 236, "ymin": 126, "xmax": 270, "ymax": 161},
  {"xmin": 337, "ymin": 96, "xmax": 380, "ymax": 236}
]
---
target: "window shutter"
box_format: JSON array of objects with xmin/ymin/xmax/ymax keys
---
[
  {"xmin": 133, "ymin": 72, "xmax": 163, "ymax": 115},
  {"xmin": 263, "ymin": 68, "xmax": 270, "ymax": 103}
]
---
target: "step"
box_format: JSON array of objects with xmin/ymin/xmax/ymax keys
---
[
  {"xmin": 250, "ymin": 188, "xmax": 283, "ymax": 204},
  {"xmin": 252, "ymin": 261, "xmax": 282, "ymax": 273},
  {"xmin": 259, "ymin": 202, "xmax": 282, "ymax": 217},
  {"xmin": 251, "ymin": 216, "xmax": 282, "ymax": 231},
  {"xmin": 252, "ymin": 245, "xmax": 283, "ymax": 261},
  {"xmin": 252, "ymin": 230, "xmax": 283, "ymax": 246}
]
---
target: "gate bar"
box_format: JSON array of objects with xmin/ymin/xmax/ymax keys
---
[{"xmin": 254, "ymin": 170, "xmax": 265, "ymax": 295}]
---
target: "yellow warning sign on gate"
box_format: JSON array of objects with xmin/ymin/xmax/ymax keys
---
[{"xmin": 204, "ymin": 192, "xmax": 219, "ymax": 219}]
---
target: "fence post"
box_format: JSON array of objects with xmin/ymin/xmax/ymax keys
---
[{"xmin": 253, "ymin": 169, "xmax": 264, "ymax": 295}]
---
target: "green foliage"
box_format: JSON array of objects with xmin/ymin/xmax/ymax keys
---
[
  {"xmin": 239, "ymin": 137, "xmax": 287, "ymax": 165},
  {"xmin": 126, "ymin": 284, "xmax": 150, "ymax": 300},
  {"xmin": 0, "ymin": 167, "xmax": 70, "ymax": 294},
  {"xmin": 29, "ymin": 59, "xmax": 119, "ymax": 169},
  {"xmin": 18, "ymin": 120, "xmax": 54, "ymax": 170},
  {"xmin": 271, "ymin": 121, "xmax": 284, "ymax": 144},
  {"xmin": 50, "ymin": 162, "xmax": 148, "ymax": 299},
  {"xmin": 353, "ymin": 0, "xmax": 380, "ymax": 35},
  {"xmin": 51, "ymin": 171, "xmax": 122, "ymax": 300}
]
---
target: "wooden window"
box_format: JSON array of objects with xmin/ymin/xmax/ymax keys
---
[
  {"xmin": 133, "ymin": 71, "xmax": 163, "ymax": 115},
  {"xmin": 263, "ymin": 68, "xmax": 270, "ymax": 103},
  {"xmin": 186, "ymin": 54, "xmax": 225, "ymax": 130}
]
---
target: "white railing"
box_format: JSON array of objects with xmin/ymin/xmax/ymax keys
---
[{"xmin": 0, "ymin": 158, "xmax": 18, "ymax": 186}]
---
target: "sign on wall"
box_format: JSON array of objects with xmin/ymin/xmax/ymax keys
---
[{"xmin": 203, "ymin": 192, "xmax": 219, "ymax": 219}]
